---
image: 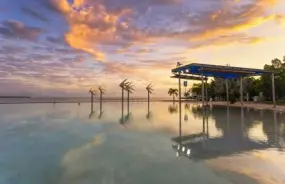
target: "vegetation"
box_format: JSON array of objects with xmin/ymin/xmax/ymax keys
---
[
  {"xmin": 191, "ymin": 57, "xmax": 285, "ymax": 103},
  {"xmin": 168, "ymin": 104, "xmax": 178, "ymax": 114},
  {"xmin": 168, "ymin": 88, "xmax": 178, "ymax": 102}
]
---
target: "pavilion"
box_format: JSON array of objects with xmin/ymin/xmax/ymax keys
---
[{"xmin": 171, "ymin": 63, "xmax": 276, "ymax": 108}]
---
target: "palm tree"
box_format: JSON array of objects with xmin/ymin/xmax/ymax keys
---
[
  {"xmin": 168, "ymin": 88, "xmax": 178, "ymax": 102},
  {"xmin": 184, "ymin": 90, "xmax": 190, "ymax": 100}
]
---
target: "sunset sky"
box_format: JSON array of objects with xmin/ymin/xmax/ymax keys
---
[{"xmin": 0, "ymin": 0, "xmax": 285, "ymax": 97}]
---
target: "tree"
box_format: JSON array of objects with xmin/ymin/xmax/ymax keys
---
[
  {"xmin": 262, "ymin": 58, "xmax": 285, "ymax": 101},
  {"xmin": 191, "ymin": 80, "xmax": 216, "ymax": 100},
  {"xmin": 192, "ymin": 83, "xmax": 202, "ymax": 95},
  {"xmin": 213, "ymin": 78, "xmax": 226, "ymax": 96},
  {"xmin": 168, "ymin": 88, "xmax": 178, "ymax": 102},
  {"xmin": 184, "ymin": 91, "xmax": 190, "ymax": 99}
]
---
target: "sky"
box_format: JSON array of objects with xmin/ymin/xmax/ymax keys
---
[{"xmin": 0, "ymin": 0, "xmax": 285, "ymax": 97}]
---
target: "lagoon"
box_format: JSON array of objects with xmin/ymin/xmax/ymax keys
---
[{"xmin": 0, "ymin": 102, "xmax": 284, "ymax": 184}]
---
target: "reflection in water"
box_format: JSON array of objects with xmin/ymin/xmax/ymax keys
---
[
  {"xmin": 119, "ymin": 99, "xmax": 133, "ymax": 126},
  {"xmin": 168, "ymin": 104, "xmax": 178, "ymax": 114},
  {"xmin": 1, "ymin": 102, "xmax": 285, "ymax": 184},
  {"xmin": 146, "ymin": 111, "xmax": 153, "ymax": 120},
  {"xmin": 89, "ymin": 110, "xmax": 104, "ymax": 120},
  {"xmin": 146, "ymin": 99, "xmax": 153, "ymax": 120},
  {"xmin": 184, "ymin": 114, "xmax": 188, "ymax": 122},
  {"xmin": 172, "ymin": 105, "xmax": 285, "ymax": 161},
  {"xmin": 98, "ymin": 111, "xmax": 104, "ymax": 119},
  {"xmin": 89, "ymin": 111, "xmax": 96, "ymax": 119}
]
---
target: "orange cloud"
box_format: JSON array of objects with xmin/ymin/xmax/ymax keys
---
[
  {"xmin": 189, "ymin": 33, "xmax": 266, "ymax": 50},
  {"xmin": 275, "ymin": 14, "xmax": 285, "ymax": 26},
  {"xmin": 49, "ymin": 0, "xmax": 283, "ymax": 62},
  {"xmin": 49, "ymin": 0, "xmax": 71, "ymax": 14},
  {"xmin": 185, "ymin": 0, "xmax": 281, "ymax": 42},
  {"xmin": 50, "ymin": 0, "xmax": 133, "ymax": 62}
]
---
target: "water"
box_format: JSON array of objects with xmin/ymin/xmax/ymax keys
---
[{"xmin": 0, "ymin": 102, "xmax": 284, "ymax": 184}]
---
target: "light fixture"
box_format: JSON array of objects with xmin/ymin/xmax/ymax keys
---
[{"xmin": 186, "ymin": 149, "xmax": 191, "ymax": 156}]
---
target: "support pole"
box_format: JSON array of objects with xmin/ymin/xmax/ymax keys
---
[
  {"xmin": 202, "ymin": 112, "xmax": 206, "ymax": 148},
  {"xmin": 179, "ymin": 106, "xmax": 182, "ymax": 155},
  {"xmin": 206, "ymin": 114, "xmax": 209, "ymax": 138},
  {"xmin": 240, "ymin": 76, "xmax": 244, "ymax": 107},
  {"xmin": 205, "ymin": 78, "xmax": 208, "ymax": 106},
  {"xmin": 227, "ymin": 106, "xmax": 230, "ymax": 132},
  {"xmin": 178, "ymin": 75, "xmax": 182, "ymax": 136},
  {"xmin": 274, "ymin": 111, "xmax": 278, "ymax": 144},
  {"xmin": 203, "ymin": 114, "xmax": 205, "ymax": 134},
  {"xmin": 226, "ymin": 79, "xmax": 229, "ymax": 106},
  {"xmin": 121, "ymin": 87, "xmax": 124, "ymax": 121},
  {"xmin": 272, "ymin": 73, "xmax": 276, "ymax": 108},
  {"xmin": 201, "ymin": 73, "xmax": 205, "ymax": 107},
  {"xmin": 241, "ymin": 106, "xmax": 244, "ymax": 137}
]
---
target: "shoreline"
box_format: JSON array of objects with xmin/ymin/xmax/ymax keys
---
[
  {"xmin": 209, "ymin": 101, "xmax": 285, "ymax": 112},
  {"xmin": 0, "ymin": 99, "xmax": 172, "ymax": 104},
  {"xmin": 1, "ymin": 99, "xmax": 285, "ymax": 112}
]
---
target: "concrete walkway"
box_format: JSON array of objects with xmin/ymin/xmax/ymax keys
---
[{"xmin": 210, "ymin": 101, "xmax": 285, "ymax": 112}]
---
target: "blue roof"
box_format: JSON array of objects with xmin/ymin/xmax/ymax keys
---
[{"xmin": 172, "ymin": 63, "xmax": 272, "ymax": 79}]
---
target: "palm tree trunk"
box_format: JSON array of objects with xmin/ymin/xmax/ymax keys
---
[
  {"xmin": 148, "ymin": 91, "xmax": 150, "ymax": 113},
  {"xmin": 173, "ymin": 94, "xmax": 175, "ymax": 103},
  {"xmin": 127, "ymin": 91, "xmax": 130, "ymax": 114}
]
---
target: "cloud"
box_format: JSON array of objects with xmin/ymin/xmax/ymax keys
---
[
  {"xmin": 179, "ymin": 0, "xmax": 281, "ymax": 41},
  {"xmin": 1, "ymin": 0, "xmax": 284, "ymax": 97},
  {"xmin": 0, "ymin": 45, "xmax": 26, "ymax": 54},
  {"xmin": 43, "ymin": 0, "xmax": 282, "ymax": 62},
  {"xmin": 46, "ymin": 36, "xmax": 66, "ymax": 44},
  {"xmin": 152, "ymin": 0, "xmax": 181, "ymax": 4},
  {"xmin": 21, "ymin": 6, "xmax": 49, "ymax": 22},
  {"xmin": 275, "ymin": 14, "xmax": 285, "ymax": 26},
  {"xmin": 43, "ymin": 0, "xmax": 162, "ymax": 61},
  {"xmin": 136, "ymin": 48, "xmax": 156, "ymax": 54},
  {"xmin": 0, "ymin": 27, "xmax": 14, "ymax": 37},
  {"xmin": 190, "ymin": 33, "xmax": 266, "ymax": 50},
  {"xmin": 0, "ymin": 20, "xmax": 44, "ymax": 41},
  {"xmin": 28, "ymin": 53, "xmax": 53, "ymax": 61},
  {"xmin": 0, "ymin": 40, "xmax": 114, "ymax": 97},
  {"xmin": 102, "ymin": 56, "xmax": 183, "ymax": 82},
  {"xmin": 40, "ymin": 0, "xmax": 71, "ymax": 14}
]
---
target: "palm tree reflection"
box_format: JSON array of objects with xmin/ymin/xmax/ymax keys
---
[
  {"xmin": 98, "ymin": 111, "xmax": 104, "ymax": 119},
  {"xmin": 89, "ymin": 110, "xmax": 96, "ymax": 119},
  {"xmin": 120, "ymin": 112, "xmax": 132, "ymax": 126},
  {"xmin": 146, "ymin": 111, "xmax": 153, "ymax": 120},
  {"xmin": 168, "ymin": 104, "xmax": 178, "ymax": 114}
]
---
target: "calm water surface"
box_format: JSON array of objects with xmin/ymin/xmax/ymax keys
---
[{"xmin": 0, "ymin": 102, "xmax": 284, "ymax": 184}]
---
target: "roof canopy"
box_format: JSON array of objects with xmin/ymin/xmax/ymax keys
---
[
  {"xmin": 172, "ymin": 63, "xmax": 273, "ymax": 79},
  {"xmin": 170, "ymin": 74, "xmax": 206, "ymax": 80}
]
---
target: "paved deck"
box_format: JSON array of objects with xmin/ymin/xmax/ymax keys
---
[{"xmin": 210, "ymin": 101, "xmax": 285, "ymax": 112}]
